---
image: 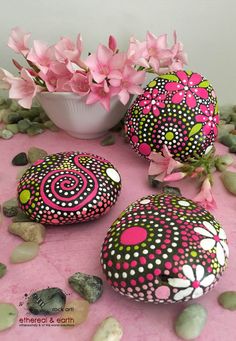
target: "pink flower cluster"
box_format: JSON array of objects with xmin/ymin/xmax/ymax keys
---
[
  {"xmin": 148, "ymin": 144, "xmax": 217, "ymax": 210},
  {"xmin": 0, "ymin": 27, "xmax": 187, "ymax": 109}
]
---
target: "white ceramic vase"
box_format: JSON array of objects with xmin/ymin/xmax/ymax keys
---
[{"xmin": 37, "ymin": 92, "xmax": 130, "ymax": 139}]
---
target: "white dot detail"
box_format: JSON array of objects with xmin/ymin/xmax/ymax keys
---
[
  {"xmin": 140, "ymin": 199, "xmax": 151, "ymax": 205},
  {"xmin": 106, "ymin": 168, "xmax": 120, "ymax": 183},
  {"xmin": 178, "ymin": 200, "xmax": 190, "ymax": 207}
]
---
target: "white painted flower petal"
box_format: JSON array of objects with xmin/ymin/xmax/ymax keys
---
[
  {"xmin": 173, "ymin": 287, "xmax": 193, "ymax": 301},
  {"xmin": 200, "ymin": 238, "xmax": 216, "ymax": 251},
  {"xmin": 220, "ymin": 240, "xmax": 229, "ymax": 257},
  {"xmin": 192, "ymin": 287, "xmax": 204, "ymax": 299},
  {"xmin": 194, "ymin": 227, "xmax": 213, "ymax": 238},
  {"xmin": 200, "ymin": 274, "xmax": 215, "ymax": 287},
  {"xmin": 168, "ymin": 278, "xmax": 190, "ymax": 288},
  {"xmin": 218, "ymin": 228, "xmax": 227, "ymax": 240},
  {"xmin": 182, "ymin": 265, "xmax": 195, "ymax": 281},
  {"xmin": 196, "ymin": 265, "xmax": 204, "ymax": 281},
  {"xmin": 216, "ymin": 242, "xmax": 225, "ymax": 266},
  {"xmin": 203, "ymin": 221, "xmax": 217, "ymax": 235}
]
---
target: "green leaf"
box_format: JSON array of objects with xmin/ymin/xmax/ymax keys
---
[
  {"xmin": 186, "ymin": 70, "xmax": 193, "ymax": 76},
  {"xmin": 189, "ymin": 123, "xmax": 202, "ymax": 137},
  {"xmin": 159, "ymin": 74, "xmax": 179, "ymax": 82},
  {"xmin": 198, "ymin": 80, "xmax": 209, "ymax": 88}
]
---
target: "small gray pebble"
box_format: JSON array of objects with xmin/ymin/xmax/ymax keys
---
[
  {"xmin": 163, "ymin": 186, "xmax": 182, "ymax": 196},
  {"xmin": 100, "ymin": 134, "xmax": 115, "ymax": 146},
  {"xmin": 28, "ymin": 147, "xmax": 48, "ymax": 164},
  {"xmin": 175, "ymin": 304, "xmax": 207, "ymax": 340},
  {"xmin": 18, "ymin": 119, "xmax": 31, "ymax": 133},
  {"xmin": 1, "ymin": 129, "xmax": 14, "ymax": 139},
  {"xmin": 12, "ymin": 210, "xmax": 32, "ymax": 222},
  {"xmin": 12, "ymin": 152, "xmax": 28, "ymax": 166},
  {"xmin": 219, "ymin": 134, "xmax": 236, "ymax": 147},
  {"xmin": 148, "ymin": 175, "xmax": 163, "ymax": 189},
  {"xmin": 68, "ymin": 272, "xmax": 103, "ymax": 303},
  {"xmin": 27, "ymin": 288, "xmax": 66, "ymax": 315},
  {"xmin": 6, "ymin": 124, "xmax": 19, "ymax": 134},
  {"xmin": 229, "ymin": 145, "xmax": 236, "ymax": 153},
  {"xmin": 0, "ymin": 263, "xmax": 7, "ymax": 278},
  {"xmin": 218, "ymin": 291, "xmax": 236, "ymax": 310},
  {"xmin": 6, "ymin": 112, "xmax": 22, "ymax": 124},
  {"xmin": 3, "ymin": 198, "xmax": 19, "ymax": 217}
]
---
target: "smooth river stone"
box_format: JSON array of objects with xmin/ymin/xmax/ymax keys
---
[
  {"xmin": 125, "ymin": 70, "xmax": 219, "ymax": 161},
  {"xmin": 101, "ymin": 194, "xmax": 229, "ymax": 303},
  {"xmin": 0, "ymin": 303, "xmax": 18, "ymax": 331},
  {"xmin": 60, "ymin": 299, "xmax": 89, "ymax": 328},
  {"xmin": 17, "ymin": 151, "xmax": 121, "ymax": 225},
  {"xmin": 92, "ymin": 316, "xmax": 123, "ymax": 341},
  {"xmin": 175, "ymin": 304, "xmax": 207, "ymax": 340},
  {"xmin": 218, "ymin": 291, "xmax": 236, "ymax": 310},
  {"xmin": 27, "ymin": 288, "xmax": 66, "ymax": 315},
  {"xmin": 10, "ymin": 241, "xmax": 39, "ymax": 263}
]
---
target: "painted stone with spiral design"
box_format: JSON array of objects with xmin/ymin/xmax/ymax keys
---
[
  {"xmin": 17, "ymin": 152, "xmax": 121, "ymax": 225},
  {"xmin": 101, "ymin": 194, "xmax": 229, "ymax": 303},
  {"xmin": 125, "ymin": 70, "xmax": 219, "ymax": 161}
]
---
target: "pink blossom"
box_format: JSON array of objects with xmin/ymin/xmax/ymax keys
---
[
  {"xmin": 85, "ymin": 44, "xmax": 126, "ymax": 84},
  {"xmin": 169, "ymin": 31, "xmax": 188, "ymax": 71},
  {"xmin": 139, "ymin": 88, "xmax": 166, "ymax": 116},
  {"xmin": 27, "ymin": 40, "xmax": 55, "ymax": 73},
  {"xmin": 165, "ymin": 70, "xmax": 209, "ymax": 108},
  {"xmin": 67, "ymin": 71, "xmax": 91, "ymax": 95},
  {"xmin": 127, "ymin": 37, "xmax": 149, "ymax": 68},
  {"xmin": 8, "ymin": 27, "xmax": 30, "ymax": 56},
  {"xmin": 108, "ymin": 35, "xmax": 117, "ymax": 53},
  {"xmin": 0, "ymin": 68, "xmax": 15, "ymax": 89},
  {"xmin": 54, "ymin": 35, "xmax": 86, "ymax": 70},
  {"xmin": 146, "ymin": 32, "xmax": 173, "ymax": 73},
  {"xmin": 39, "ymin": 61, "xmax": 73, "ymax": 92},
  {"xmin": 117, "ymin": 65, "xmax": 145, "ymax": 105},
  {"xmin": 148, "ymin": 145, "xmax": 183, "ymax": 182},
  {"xmin": 86, "ymin": 81, "xmax": 117, "ymax": 111},
  {"xmin": 196, "ymin": 104, "xmax": 219, "ymax": 136},
  {"xmin": 164, "ymin": 171, "xmax": 187, "ymax": 182},
  {"xmin": 193, "ymin": 177, "xmax": 217, "ymax": 210},
  {"xmin": 7, "ymin": 68, "xmax": 39, "ymax": 108}
]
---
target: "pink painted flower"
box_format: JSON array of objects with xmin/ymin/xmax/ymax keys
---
[
  {"xmin": 86, "ymin": 80, "xmax": 116, "ymax": 111},
  {"xmin": 127, "ymin": 37, "xmax": 149, "ymax": 68},
  {"xmin": 8, "ymin": 27, "xmax": 30, "ymax": 56},
  {"xmin": 193, "ymin": 177, "xmax": 217, "ymax": 210},
  {"xmin": 27, "ymin": 40, "xmax": 55, "ymax": 73},
  {"xmin": 117, "ymin": 65, "xmax": 145, "ymax": 105},
  {"xmin": 139, "ymin": 88, "xmax": 166, "ymax": 116},
  {"xmin": 7, "ymin": 68, "xmax": 40, "ymax": 108},
  {"xmin": 148, "ymin": 145, "xmax": 183, "ymax": 182},
  {"xmin": 165, "ymin": 71, "xmax": 209, "ymax": 108},
  {"xmin": 146, "ymin": 32, "xmax": 173, "ymax": 73},
  {"xmin": 196, "ymin": 104, "xmax": 219, "ymax": 136}
]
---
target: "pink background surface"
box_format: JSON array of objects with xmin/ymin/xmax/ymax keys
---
[{"xmin": 0, "ymin": 131, "xmax": 235, "ymax": 341}]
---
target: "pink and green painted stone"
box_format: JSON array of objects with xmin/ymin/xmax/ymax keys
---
[
  {"xmin": 101, "ymin": 194, "xmax": 229, "ymax": 303},
  {"xmin": 125, "ymin": 70, "xmax": 219, "ymax": 161},
  {"xmin": 17, "ymin": 151, "xmax": 121, "ymax": 225}
]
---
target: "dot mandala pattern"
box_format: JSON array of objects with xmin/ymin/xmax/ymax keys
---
[
  {"xmin": 101, "ymin": 194, "xmax": 229, "ymax": 304},
  {"xmin": 18, "ymin": 151, "xmax": 121, "ymax": 225},
  {"xmin": 125, "ymin": 70, "xmax": 219, "ymax": 161}
]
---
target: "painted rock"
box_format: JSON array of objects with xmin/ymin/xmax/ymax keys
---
[
  {"xmin": 17, "ymin": 152, "xmax": 121, "ymax": 225},
  {"xmin": 125, "ymin": 70, "xmax": 219, "ymax": 161},
  {"xmin": 101, "ymin": 194, "xmax": 229, "ymax": 303}
]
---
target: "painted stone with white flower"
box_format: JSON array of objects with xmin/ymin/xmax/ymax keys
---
[
  {"xmin": 17, "ymin": 151, "xmax": 121, "ymax": 225},
  {"xmin": 125, "ymin": 70, "xmax": 219, "ymax": 161},
  {"xmin": 101, "ymin": 193, "xmax": 228, "ymax": 304}
]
